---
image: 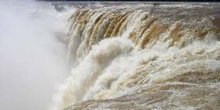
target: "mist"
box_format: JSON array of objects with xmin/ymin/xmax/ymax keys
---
[{"xmin": 0, "ymin": 1, "xmax": 72, "ymax": 110}]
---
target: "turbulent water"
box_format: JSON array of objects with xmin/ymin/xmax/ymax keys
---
[{"xmin": 53, "ymin": 2, "xmax": 220, "ymax": 110}]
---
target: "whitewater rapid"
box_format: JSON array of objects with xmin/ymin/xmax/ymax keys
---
[{"xmin": 53, "ymin": 2, "xmax": 220, "ymax": 110}]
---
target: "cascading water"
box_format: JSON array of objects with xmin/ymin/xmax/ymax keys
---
[{"xmin": 52, "ymin": 2, "xmax": 220, "ymax": 110}]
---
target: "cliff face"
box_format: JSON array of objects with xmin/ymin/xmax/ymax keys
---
[{"xmin": 55, "ymin": 3, "xmax": 220, "ymax": 110}]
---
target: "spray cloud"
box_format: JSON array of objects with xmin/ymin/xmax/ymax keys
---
[{"xmin": 0, "ymin": 1, "xmax": 72, "ymax": 110}]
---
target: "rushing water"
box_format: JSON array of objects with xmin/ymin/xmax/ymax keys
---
[
  {"xmin": 1, "ymin": 1, "xmax": 219, "ymax": 110},
  {"xmin": 50, "ymin": 2, "xmax": 220, "ymax": 110}
]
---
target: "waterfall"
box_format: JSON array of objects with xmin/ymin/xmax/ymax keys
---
[{"xmin": 53, "ymin": 3, "xmax": 220, "ymax": 110}]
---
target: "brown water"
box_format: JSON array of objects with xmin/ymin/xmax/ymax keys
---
[{"xmin": 52, "ymin": 2, "xmax": 220, "ymax": 110}]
